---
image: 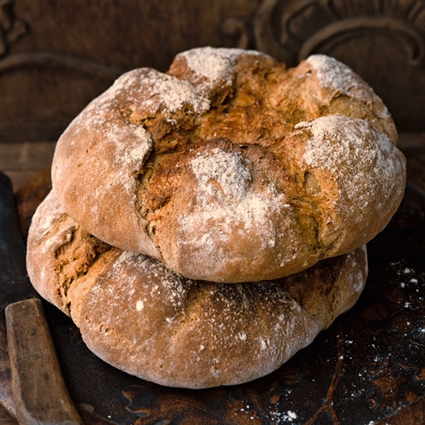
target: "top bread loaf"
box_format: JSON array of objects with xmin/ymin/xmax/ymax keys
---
[{"xmin": 52, "ymin": 47, "xmax": 406, "ymax": 283}]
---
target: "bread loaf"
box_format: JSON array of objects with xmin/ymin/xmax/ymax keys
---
[
  {"xmin": 51, "ymin": 47, "xmax": 405, "ymax": 283},
  {"xmin": 27, "ymin": 190, "xmax": 367, "ymax": 388}
]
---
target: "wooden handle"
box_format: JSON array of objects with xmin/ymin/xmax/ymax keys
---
[
  {"xmin": 0, "ymin": 404, "xmax": 18, "ymax": 425},
  {"xmin": 5, "ymin": 299, "xmax": 83, "ymax": 425}
]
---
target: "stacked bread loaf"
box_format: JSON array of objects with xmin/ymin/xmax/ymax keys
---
[{"xmin": 26, "ymin": 47, "xmax": 406, "ymax": 388}]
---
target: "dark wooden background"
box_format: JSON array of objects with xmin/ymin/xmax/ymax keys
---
[{"xmin": 0, "ymin": 0, "xmax": 424, "ymax": 191}]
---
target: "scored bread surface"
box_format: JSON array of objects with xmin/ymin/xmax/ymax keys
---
[
  {"xmin": 51, "ymin": 47, "xmax": 405, "ymax": 283},
  {"xmin": 27, "ymin": 190, "xmax": 367, "ymax": 389}
]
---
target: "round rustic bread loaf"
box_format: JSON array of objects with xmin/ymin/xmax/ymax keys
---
[
  {"xmin": 27, "ymin": 190, "xmax": 367, "ymax": 389},
  {"xmin": 52, "ymin": 47, "xmax": 405, "ymax": 283}
]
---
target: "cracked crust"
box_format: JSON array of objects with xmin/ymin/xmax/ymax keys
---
[
  {"xmin": 52, "ymin": 47, "xmax": 405, "ymax": 282},
  {"xmin": 27, "ymin": 190, "xmax": 368, "ymax": 389}
]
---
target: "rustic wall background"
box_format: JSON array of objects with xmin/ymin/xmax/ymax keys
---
[
  {"xmin": 0, "ymin": 0, "xmax": 263, "ymax": 141},
  {"xmin": 1, "ymin": 0, "xmax": 424, "ymax": 190}
]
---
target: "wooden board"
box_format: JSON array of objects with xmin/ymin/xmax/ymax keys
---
[{"xmin": 0, "ymin": 147, "xmax": 424, "ymax": 424}]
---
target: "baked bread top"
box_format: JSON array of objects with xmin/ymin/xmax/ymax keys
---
[
  {"xmin": 27, "ymin": 190, "xmax": 367, "ymax": 388},
  {"xmin": 52, "ymin": 47, "xmax": 405, "ymax": 282}
]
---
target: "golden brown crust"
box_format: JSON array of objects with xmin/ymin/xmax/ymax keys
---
[
  {"xmin": 27, "ymin": 190, "xmax": 367, "ymax": 388},
  {"xmin": 52, "ymin": 47, "xmax": 405, "ymax": 282}
]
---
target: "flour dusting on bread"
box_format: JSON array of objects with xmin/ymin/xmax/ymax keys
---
[
  {"xmin": 27, "ymin": 189, "xmax": 369, "ymax": 388},
  {"xmin": 306, "ymin": 54, "xmax": 392, "ymax": 122},
  {"xmin": 51, "ymin": 47, "xmax": 405, "ymax": 283},
  {"xmin": 299, "ymin": 115, "xmax": 404, "ymax": 226},
  {"xmin": 178, "ymin": 46, "xmax": 264, "ymax": 92},
  {"xmin": 190, "ymin": 148, "xmax": 251, "ymax": 200}
]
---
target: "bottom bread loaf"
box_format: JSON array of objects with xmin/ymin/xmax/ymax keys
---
[{"xmin": 26, "ymin": 190, "xmax": 367, "ymax": 389}]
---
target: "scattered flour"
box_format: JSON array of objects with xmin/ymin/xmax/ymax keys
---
[
  {"xmin": 306, "ymin": 54, "xmax": 391, "ymax": 118},
  {"xmin": 108, "ymin": 67, "xmax": 210, "ymax": 115},
  {"xmin": 307, "ymin": 54, "xmax": 366, "ymax": 99},
  {"xmin": 118, "ymin": 126, "xmax": 153, "ymax": 170},
  {"xmin": 177, "ymin": 46, "xmax": 267, "ymax": 92},
  {"xmin": 345, "ymin": 245, "xmax": 368, "ymax": 293},
  {"xmin": 33, "ymin": 189, "xmax": 65, "ymax": 239},
  {"xmin": 297, "ymin": 115, "xmax": 405, "ymax": 226},
  {"xmin": 190, "ymin": 148, "xmax": 251, "ymax": 201},
  {"xmin": 269, "ymin": 407, "xmax": 299, "ymax": 424},
  {"xmin": 182, "ymin": 149, "xmax": 281, "ymax": 247},
  {"xmin": 177, "ymin": 149, "xmax": 302, "ymax": 274}
]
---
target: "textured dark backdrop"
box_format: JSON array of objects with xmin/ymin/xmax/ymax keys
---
[{"xmin": 1, "ymin": 0, "xmax": 424, "ymax": 143}]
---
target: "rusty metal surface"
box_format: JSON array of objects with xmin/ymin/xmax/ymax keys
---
[{"xmin": 1, "ymin": 153, "xmax": 425, "ymax": 424}]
